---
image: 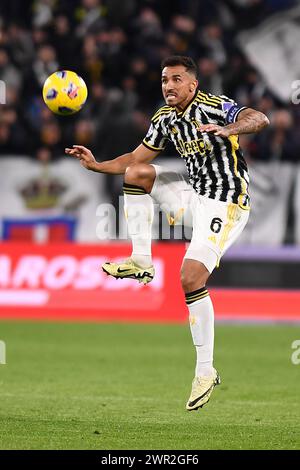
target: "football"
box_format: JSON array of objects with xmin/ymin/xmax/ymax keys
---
[{"xmin": 42, "ymin": 70, "xmax": 88, "ymax": 115}]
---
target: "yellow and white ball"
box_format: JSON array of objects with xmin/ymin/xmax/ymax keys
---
[{"xmin": 42, "ymin": 70, "xmax": 88, "ymax": 115}]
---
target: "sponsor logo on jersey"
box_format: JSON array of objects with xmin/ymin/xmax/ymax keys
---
[{"xmin": 176, "ymin": 138, "xmax": 212, "ymax": 157}]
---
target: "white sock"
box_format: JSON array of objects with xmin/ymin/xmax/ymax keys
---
[
  {"xmin": 185, "ymin": 287, "xmax": 214, "ymax": 377},
  {"xmin": 123, "ymin": 185, "xmax": 153, "ymax": 268}
]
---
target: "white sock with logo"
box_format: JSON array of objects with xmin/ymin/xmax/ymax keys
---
[
  {"xmin": 123, "ymin": 185, "xmax": 154, "ymax": 268},
  {"xmin": 185, "ymin": 287, "xmax": 214, "ymax": 378}
]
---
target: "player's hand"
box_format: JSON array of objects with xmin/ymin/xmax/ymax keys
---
[
  {"xmin": 65, "ymin": 145, "xmax": 98, "ymax": 171},
  {"xmin": 197, "ymin": 124, "xmax": 231, "ymax": 138}
]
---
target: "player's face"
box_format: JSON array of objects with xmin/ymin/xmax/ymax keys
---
[{"xmin": 161, "ymin": 65, "xmax": 198, "ymax": 110}]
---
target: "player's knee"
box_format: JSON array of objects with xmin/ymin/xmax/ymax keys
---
[
  {"xmin": 180, "ymin": 267, "xmax": 208, "ymax": 293},
  {"xmin": 125, "ymin": 164, "xmax": 156, "ymax": 192}
]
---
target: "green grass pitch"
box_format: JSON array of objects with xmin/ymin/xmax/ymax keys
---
[{"xmin": 0, "ymin": 320, "xmax": 299, "ymax": 450}]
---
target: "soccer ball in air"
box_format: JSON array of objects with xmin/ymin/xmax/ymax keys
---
[{"xmin": 42, "ymin": 70, "xmax": 88, "ymax": 115}]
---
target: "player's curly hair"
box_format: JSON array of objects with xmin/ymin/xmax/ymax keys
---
[{"xmin": 161, "ymin": 56, "xmax": 198, "ymax": 78}]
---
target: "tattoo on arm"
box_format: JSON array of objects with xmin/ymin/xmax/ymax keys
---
[{"xmin": 226, "ymin": 108, "xmax": 270, "ymax": 135}]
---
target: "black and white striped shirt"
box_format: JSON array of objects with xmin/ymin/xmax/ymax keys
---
[{"xmin": 142, "ymin": 90, "xmax": 250, "ymax": 209}]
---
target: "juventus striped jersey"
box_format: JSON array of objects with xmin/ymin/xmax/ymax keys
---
[{"xmin": 142, "ymin": 90, "xmax": 250, "ymax": 209}]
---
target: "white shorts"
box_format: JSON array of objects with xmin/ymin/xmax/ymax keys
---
[{"xmin": 150, "ymin": 164, "xmax": 250, "ymax": 273}]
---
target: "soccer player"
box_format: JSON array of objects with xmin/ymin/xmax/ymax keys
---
[{"xmin": 65, "ymin": 56, "xmax": 269, "ymax": 411}]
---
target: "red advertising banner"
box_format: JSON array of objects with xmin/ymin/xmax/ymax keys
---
[
  {"xmin": 0, "ymin": 242, "xmax": 299, "ymax": 322},
  {"xmin": 0, "ymin": 242, "xmax": 186, "ymax": 322}
]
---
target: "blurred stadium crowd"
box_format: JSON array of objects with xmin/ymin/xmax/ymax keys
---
[
  {"xmin": 0, "ymin": 0, "xmax": 299, "ymax": 163},
  {"xmin": 1, "ymin": 0, "xmax": 300, "ymax": 244}
]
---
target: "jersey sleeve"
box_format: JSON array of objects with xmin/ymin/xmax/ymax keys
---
[
  {"xmin": 142, "ymin": 110, "xmax": 170, "ymax": 152},
  {"xmin": 218, "ymin": 95, "xmax": 248, "ymax": 124}
]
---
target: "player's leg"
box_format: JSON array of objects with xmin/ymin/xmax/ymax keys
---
[
  {"xmin": 126, "ymin": 163, "xmax": 193, "ymax": 265},
  {"xmin": 123, "ymin": 164, "xmax": 156, "ymax": 269},
  {"xmin": 184, "ymin": 195, "xmax": 249, "ymax": 411},
  {"xmin": 181, "ymin": 259, "xmax": 215, "ymax": 379},
  {"xmin": 102, "ymin": 163, "xmax": 156, "ymax": 284},
  {"xmin": 102, "ymin": 164, "xmax": 192, "ymax": 283},
  {"xmin": 182, "ymin": 256, "xmax": 221, "ymax": 411}
]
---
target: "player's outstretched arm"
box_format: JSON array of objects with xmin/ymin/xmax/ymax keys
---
[
  {"xmin": 65, "ymin": 144, "xmax": 159, "ymax": 174},
  {"xmin": 198, "ymin": 108, "xmax": 270, "ymax": 138}
]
